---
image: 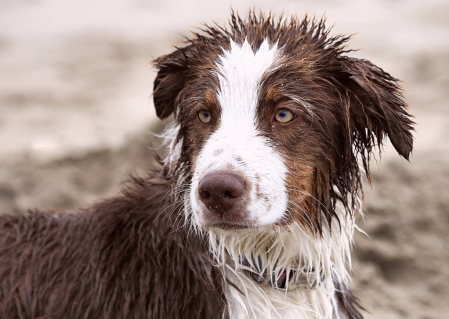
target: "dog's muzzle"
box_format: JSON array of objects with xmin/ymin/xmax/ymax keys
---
[{"xmin": 197, "ymin": 171, "xmax": 249, "ymax": 228}]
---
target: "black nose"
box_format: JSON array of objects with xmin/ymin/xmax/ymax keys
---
[{"xmin": 198, "ymin": 172, "xmax": 245, "ymax": 213}]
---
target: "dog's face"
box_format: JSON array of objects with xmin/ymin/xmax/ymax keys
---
[{"xmin": 153, "ymin": 15, "xmax": 414, "ymax": 235}]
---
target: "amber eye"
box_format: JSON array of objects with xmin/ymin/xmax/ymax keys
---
[
  {"xmin": 198, "ymin": 110, "xmax": 212, "ymax": 124},
  {"xmin": 274, "ymin": 109, "xmax": 295, "ymax": 123}
]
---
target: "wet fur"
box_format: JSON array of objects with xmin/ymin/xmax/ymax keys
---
[
  {"xmin": 0, "ymin": 11, "xmax": 413, "ymax": 319},
  {"xmin": 0, "ymin": 174, "xmax": 226, "ymax": 319}
]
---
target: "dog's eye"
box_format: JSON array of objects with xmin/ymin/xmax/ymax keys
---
[
  {"xmin": 198, "ymin": 110, "xmax": 212, "ymax": 124},
  {"xmin": 274, "ymin": 109, "xmax": 295, "ymax": 123}
]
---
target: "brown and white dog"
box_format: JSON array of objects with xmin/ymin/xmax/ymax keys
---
[{"xmin": 0, "ymin": 12, "xmax": 413, "ymax": 319}]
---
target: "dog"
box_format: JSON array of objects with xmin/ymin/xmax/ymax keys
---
[{"xmin": 0, "ymin": 12, "xmax": 413, "ymax": 319}]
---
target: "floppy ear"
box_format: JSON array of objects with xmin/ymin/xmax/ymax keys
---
[
  {"xmin": 340, "ymin": 57, "xmax": 414, "ymax": 160},
  {"xmin": 152, "ymin": 46, "xmax": 194, "ymax": 119}
]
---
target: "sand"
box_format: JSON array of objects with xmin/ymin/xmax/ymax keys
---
[{"xmin": 1, "ymin": 1, "xmax": 448, "ymax": 318}]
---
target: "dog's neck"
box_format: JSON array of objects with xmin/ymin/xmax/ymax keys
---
[
  {"xmin": 239, "ymin": 254, "xmax": 327, "ymax": 290},
  {"xmin": 207, "ymin": 209, "xmax": 357, "ymax": 319}
]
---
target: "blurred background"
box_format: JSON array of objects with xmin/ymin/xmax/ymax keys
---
[{"xmin": 0, "ymin": 0, "xmax": 448, "ymax": 318}]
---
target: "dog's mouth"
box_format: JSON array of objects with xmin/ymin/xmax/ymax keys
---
[
  {"xmin": 200, "ymin": 213, "xmax": 293, "ymax": 231},
  {"xmin": 207, "ymin": 222, "xmax": 248, "ymax": 230}
]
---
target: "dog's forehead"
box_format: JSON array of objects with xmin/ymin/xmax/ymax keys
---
[
  {"xmin": 212, "ymin": 39, "xmax": 279, "ymax": 115},
  {"xmin": 216, "ymin": 39, "xmax": 278, "ymax": 79}
]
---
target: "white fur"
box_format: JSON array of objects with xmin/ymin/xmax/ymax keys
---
[
  {"xmin": 190, "ymin": 39, "xmax": 288, "ymax": 228},
  {"xmin": 208, "ymin": 200, "xmax": 357, "ymax": 319},
  {"xmin": 162, "ymin": 37, "xmax": 362, "ymax": 319}
]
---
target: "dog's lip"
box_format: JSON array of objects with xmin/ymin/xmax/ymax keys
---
[
  {"xmin": 202, "ymin": 215, "xmax": 292, "ymax": 230},
  {"xmin": 206, "ymin": 221, "xmax": 251, "ymax": 230}
]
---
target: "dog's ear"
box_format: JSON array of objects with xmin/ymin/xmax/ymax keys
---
[
  {"xmin": 152, "ymin": 47, "xmax": 194, "ymax": 119},
  {"xmin": 340, "ymin": 57, "xmax": 414, "ymax": 160}
]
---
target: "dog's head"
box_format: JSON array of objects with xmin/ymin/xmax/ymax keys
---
[{"xmin": 153, "ymin": 13, "xmax": 414, "ymax": 236}]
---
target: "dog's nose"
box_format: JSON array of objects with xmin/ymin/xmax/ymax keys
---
[{"xmin": 198, "ymin": 172, "xmax": 245, "ymax": 212}]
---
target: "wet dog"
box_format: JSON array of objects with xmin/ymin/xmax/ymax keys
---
[{"xmin": 0, "ymin": 12, "xmax": 413, "ymax": 319}]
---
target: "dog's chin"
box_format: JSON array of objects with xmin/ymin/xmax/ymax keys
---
[{"xmin": 197, "ymin": 214, "xmax": 293, "ymax": 234}]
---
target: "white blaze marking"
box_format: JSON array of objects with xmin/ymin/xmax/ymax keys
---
[{"xmin": 190, "ymin": 38, "xmax": 287, "ymax": 227}]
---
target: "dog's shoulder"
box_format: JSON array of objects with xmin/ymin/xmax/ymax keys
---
[{"xmin": 0, "ymin": 170, "xmax": 227, "ymax": 319}]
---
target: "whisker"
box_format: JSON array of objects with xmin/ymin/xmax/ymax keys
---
[
  {"xmin": 158, "ymin": 184, "xmax": 189, "ymax": 212},
  {"xmin": 169, "ymin": 201, "xmax": 189, "ymax": 232},
  {"xmin": 286, "ymin": 187, "xmax": 330, "ymax": 214},
  {"xmin": 287, "ymin": 201, "xmax": 315, "ymax": 232},
  {"xmin": 154, "ymin": 198, "xmax": 185, "ymax": 222}
]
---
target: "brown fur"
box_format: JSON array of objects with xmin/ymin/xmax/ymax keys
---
[
  {"xmin": 0, "ymin": 170, "xmax": 226, "ymax": 319},
  {"xmin": 0, "ymin": 11, "xmax": 414, "ymax": 319},
  {"xmin": 153, "ymin": 12, "xmax": 413, "ymax": 236}
]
